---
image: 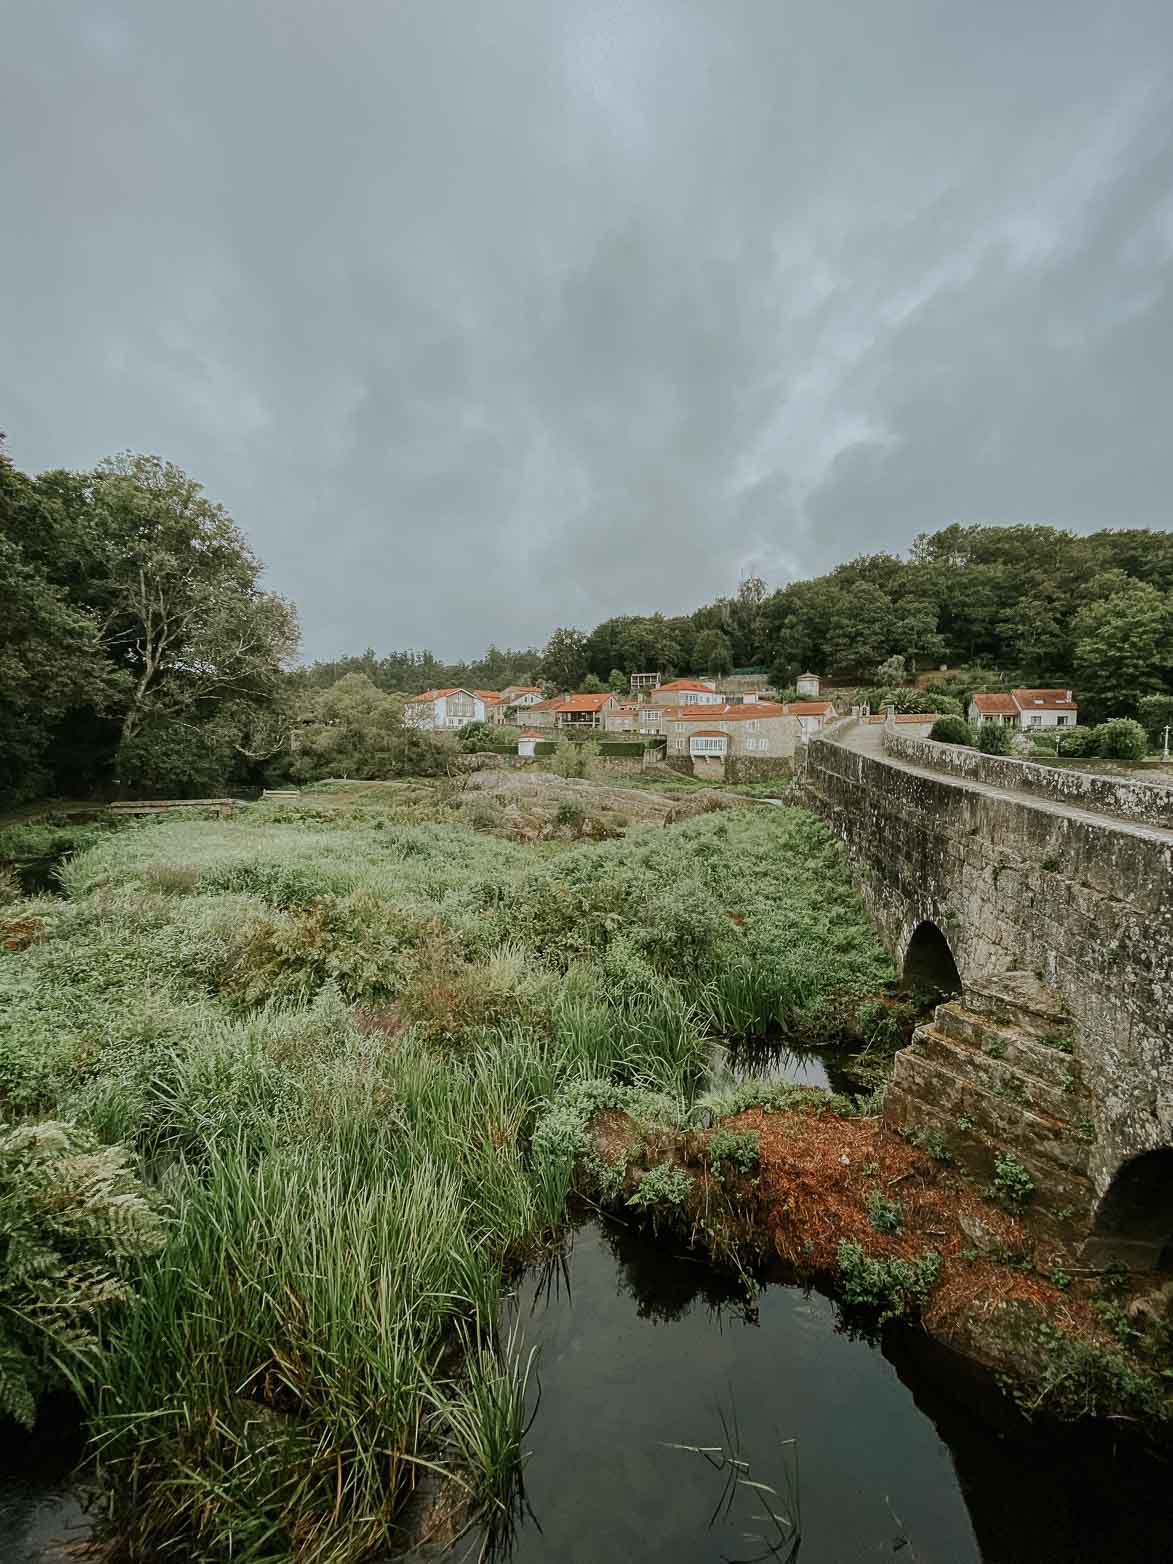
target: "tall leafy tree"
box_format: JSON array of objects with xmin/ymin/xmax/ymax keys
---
[
  {"xmin": 1071, "ymin": 577, "xmax": 1172, "ymax": 722},
  {"xmin": 540, "ymin": 626, "xmax": 589, "ymax": 690},
  {"xmin": 86, "ymin": 455, "xmax": 300, "ymax": 783}
]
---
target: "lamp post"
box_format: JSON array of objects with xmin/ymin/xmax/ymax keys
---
[{"xmin": 1164, "ymin": 724, "xmax": 1170, "ymax": 763}]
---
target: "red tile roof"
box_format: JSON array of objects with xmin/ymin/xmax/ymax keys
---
[
  {"xmin": 971, "ymin": 693, "xmax": 1018, "ymax": 715},
  {"xmin": 472, "ymin": 689, "xmax": 504, "ymax": 703},
  {"xmin": 1011, "ymin": 688, "xmax": 1076, "ymax": 709},
  {"xmin": 781, "ymin": 701, "xmax": 834, "ymax": 716},
  {"xmin": 555, "ymin": 692, "xmax": 614, "ymax": 712},
  {"xmin": 407, "ymin": 687, "xmax": 463, "ymax": 703},
  {"xmin": 519, "ymin": 729, "xmax": 542, "ymax": 739},
  {"xmin": 688, "ymin": 730, "xmax": 729, "ymax": 740},
  {"xmin": 660, "ymin": 703, "xmax": 794, "ymax": 723},
  {"xmin": 656, "ymin": 678, "xmax": 719, "ymax": 693}
]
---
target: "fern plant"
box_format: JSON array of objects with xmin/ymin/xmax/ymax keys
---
[{"xmin": 0, "ymin": 1120, "xmax": 165, "ymax": 1426}]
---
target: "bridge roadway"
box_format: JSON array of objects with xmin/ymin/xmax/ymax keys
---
[{"xmin": 825, "ymin": 719, "xmax": 1173, "ymax": 849}]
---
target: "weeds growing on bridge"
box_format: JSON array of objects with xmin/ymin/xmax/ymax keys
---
[{"xmin": 0, "ymin": 788, "xmax": 891, "ymax": 1562}]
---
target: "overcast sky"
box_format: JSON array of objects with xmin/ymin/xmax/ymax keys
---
[{"xmin": 3, "ymin": 2, "xmax": 1172, "ymax": 660}]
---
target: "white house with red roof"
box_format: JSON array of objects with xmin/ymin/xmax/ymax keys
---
[
  {"xmin": 404, "ymin": 688, "xmax": 490, "ymax": 730},
  {"xmin": 554, "ymin": 692, "xmax": 618, "ymax": 730},
  {"xmin": 648, "ymin": 677, "xmax": 723, "ymax": 707},
  {"xmin": 780, "ymin": 699, "xmax": 836, "ymax": 735},
  {"xmin": 968, "ymin": 689, "xmax": 1078, "ymax": 730}
]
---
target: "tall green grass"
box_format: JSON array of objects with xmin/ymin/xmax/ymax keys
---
[{"xmin": 0, "ymin": 796, "xmax": 892, "ymax": 1560}]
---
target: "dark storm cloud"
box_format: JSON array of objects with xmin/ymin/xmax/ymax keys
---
[{"xmin": 3, "ymin": 1, "xmax": 1171, "ymax": 658}]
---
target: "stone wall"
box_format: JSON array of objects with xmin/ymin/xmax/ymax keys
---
[
  {"xmin": 883, "ymin": 729, "xmax": 1173, "ymax": 831},
  {"xmin": 799, "ymin": 734, "xmax": 1173, "ymax": 1210}
]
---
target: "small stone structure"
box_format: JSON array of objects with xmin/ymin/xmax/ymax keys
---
[{"xmin": 799, "ymin": 727, "xmax": 1173, "ymax": 1267}]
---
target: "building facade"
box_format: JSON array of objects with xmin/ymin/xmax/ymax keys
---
[
  {"xmin": 968, "ymin": 689, "xmax": 1079, "ymax": 729},
  {"xmin": 648, "ymin": 678, "xmax": 722, "ymax": 707}
]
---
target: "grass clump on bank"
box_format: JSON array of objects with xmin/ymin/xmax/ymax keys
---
[{"xmin": 0, "ymin": 792, "xmax": 890, "ymax": 1561}]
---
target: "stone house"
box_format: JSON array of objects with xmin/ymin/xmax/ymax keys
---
[
  {"xmin": 661, "ymin": 702, "xmax": 799, "ymax": 776},
  {"xmin": 968, "ymin": 689, "xmax": 1079, "ymax": 730},
  {"xmin": 603, "ymin": 703, "xmax": 665, "ymax": 737},
  {"xmin": 519, "ymin": 697, "xmax": 559, "ymax": 731},
  {"xmin": 796, "ymin": 672, "xmax": 821, "ymax": 697}
]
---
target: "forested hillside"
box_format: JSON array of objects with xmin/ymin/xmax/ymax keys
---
[{"xmin": 3, "ymin": 436, "xmax": 1171, "ymax": 805}]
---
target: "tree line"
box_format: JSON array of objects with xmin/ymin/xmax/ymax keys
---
[{"xmin": 4, "ymin": 437, "xmax": 1171, "ymax": 805}]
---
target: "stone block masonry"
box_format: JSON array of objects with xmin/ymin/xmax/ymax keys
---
[{"xmin": 798, "ymin": 730, "xmax": 1173, "ymax": 1261}]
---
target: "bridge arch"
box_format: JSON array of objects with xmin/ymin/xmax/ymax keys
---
[
  {"xmin": 902, "ymin": 920, "xmax": 961, "ymax": 997},
  {"xmin": 1092, "ymin": 1150, "xmax": 1173, "ymax": 1268}
]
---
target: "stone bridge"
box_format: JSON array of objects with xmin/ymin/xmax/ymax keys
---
[{"xmin": 799, "ymin": 719, "xmax": 1173, "ymax": 1268}]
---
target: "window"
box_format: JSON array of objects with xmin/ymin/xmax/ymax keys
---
[
  {"xmin": 745, "ymin": 720, "xmax": 759, "ymax": 732},
  {"xmin": 690, "ymin": 736, "xmax": 727, "ymax": 756}
]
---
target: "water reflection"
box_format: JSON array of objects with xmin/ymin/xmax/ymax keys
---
[{"xmin": 487, "ymin": 1216, "xmax": 1172, "ymax": 1564}]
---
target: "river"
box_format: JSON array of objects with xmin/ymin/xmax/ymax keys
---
[{"xmin": 3, "ymin": 1042, "xmax": 1169, "ymax": 1563}]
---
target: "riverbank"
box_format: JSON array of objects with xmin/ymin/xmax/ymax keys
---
[
  {"xmin": 0, "ymin": 779, "xmax": 894, "ymax": 1562},
  {"xmin": 568, "ymin": 1084, "xmax": 1173, "ymax": 1432}
]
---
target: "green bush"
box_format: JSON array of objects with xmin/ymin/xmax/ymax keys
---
[
  {"xmin": 977, "ymin": 722, "xmax": 1013, "ymax": 755},
  {"xmin": 0, "ymin": 1120, "xmax": 166, "ymax": 1426},
  {"xmin": 929, "ymin": 715, "xmax": 973, "ymax": 746},
  {"xmin": 991, "ymin": 1151, "xmax": 1035, "ymax": 1205},
  {"xmin": 866, "ymin": 1190, "xmax": 905, "ymax": 1234},
  {"xmin": 706, "ymin": 1127, "xmax": 761, "ymax": 1179},
  {"xmin": 837, "ymin": 1240, "xmax": 940, "ymax": 1323},
  {"xmin": 1093, "ymin": 717, "xmax": 1149, "ymax": 760},
  {"xmin": 858, "ymin": 686, "xmax": 962, "ymax": 717},
  {"xmin": 1057, "ymin": 725, "xmax": 1098, "ymax": 756}
]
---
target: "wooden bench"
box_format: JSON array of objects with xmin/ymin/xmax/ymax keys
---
[{"xmin": 109, "ymin": 798, "xmax": 238, "ymax": 819}]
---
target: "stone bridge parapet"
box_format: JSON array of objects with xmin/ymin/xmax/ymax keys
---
[{"xmin": 881, "ymin": 728, "xmax": 1173, "ymax": 831}]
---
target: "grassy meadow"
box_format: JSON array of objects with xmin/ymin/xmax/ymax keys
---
[{"xmin": 0, "ymin": 780, "xmax": 892, "ymax": 1562}]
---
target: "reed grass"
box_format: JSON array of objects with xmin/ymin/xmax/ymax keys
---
[{"xmin": 0, "ymin": 793, "xmax": 892, "ymax": 1560}]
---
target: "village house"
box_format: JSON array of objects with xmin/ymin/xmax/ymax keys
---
[
  {"xmin": 603, "ymin": 703, "xmax": 664, "ymax": 736},
  {"xmin": 404, "ymin": 688, "xmax": 500, "ymax": 730},
  {"xmin": 780, "ymin": 699, "xmax": 836, "ymax": 735},
  {"xmin": 553, "ymin": 692, "xmax": 618, "ymax": 730},
  {"xmin": 500, "ymin": 685, "xmax": 544, "ymax": 710},
  {"xmin": 795, "ymin": 672, "xmax": 821, "ymax": 698},
  {"xmin": 518, "ymin": 697, "xmax": 559, "ymax": 731},
  {"xmin": 648, "ymin": 677, "xmax": 722, "ymax": 707},
  {"xmin": 661, "ymin": 702, "xmax": 800, "ymax": 773},
  {"xmin": 968, "ymin": 689, "xmax": 1079, "ymax": 730}
]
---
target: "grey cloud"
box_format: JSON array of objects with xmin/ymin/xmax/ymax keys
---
[{"xmin": 3, "ymin": 0, "xmax": 1171, "ymax": 659}]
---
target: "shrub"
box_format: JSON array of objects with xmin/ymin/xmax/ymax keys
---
[
  {"xmin": 0, "ymin": 1120, "xmax": 166, "ymax": 1427},
  {"xmin": 977, "ymin": 722, "xmax": 1013, "ymax": 755},
  {"xmin": 866, "ymin": 1190, "xmax": 904, "ymax": 1234},
  {"xmin": 1057, "ymin": 725, "xmax": 1098, "ymax": 756},
  {"xmin": 837, "ymin": 1240, "xmax": 940, "ymax": 1323},
  {"xmin": 991, "ymin": 1151, "xmax": 1035, "ymax": 1205},
  {"xmin": 626, "ymin": 1163, "xmax": 692, "ymax": 1217},
  {"xmin": 858, "ymin": 686, "xmax": 962, "ymax": 717},
  {"xmin": 706, "ymin": 1127, "xmax": 761, "ymax": 1180},
  {"xmin": 929, "ymin": 715, "xmax": 973, "ymax": 746},
  {"xmin": 1093, "ymin": 717, "xmax": 1148, "ymax": 761}
]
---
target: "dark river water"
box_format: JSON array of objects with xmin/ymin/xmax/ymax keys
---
[{"xmin": 3, "ymin": 1044, "xmax": 1170, "ymax": 1564}]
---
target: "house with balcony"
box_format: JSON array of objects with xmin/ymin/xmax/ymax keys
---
[
  {"xmin": 404, "ymin": 688, "xmax": 496, "ymax": 730},
  {"xmin": 554, "ymin": 692, "xmax": 618, "ymax": 730},
  {"xmin": 968, "ymin": 689, "xmax": 1078, "ymax": 730},
  {"xmin": 604, "ymin": 703, "xmax": 665, "ymax": 737}
]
